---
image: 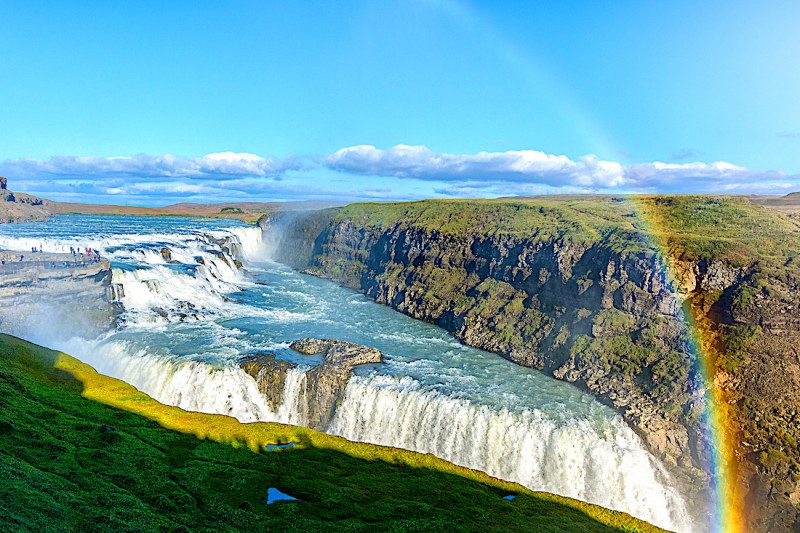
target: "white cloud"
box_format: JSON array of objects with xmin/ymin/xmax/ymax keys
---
[
  {"xmin": 2, "ymin": 146, "xmax": 798, "ymax": 204},
  {"xmin": 324, "ymin": 144, "xmax": 798, "ymax": 195},
  {"xmin": 622, "ymin": 161, "xmax": 787, "ymax": 193},
  {"xmin": 0, "ymin": 152, "xmax": 304, "ymax": 181},
  {"xmin": 324, "ymin": 144, "xmax": 626, "ymax": 187}
]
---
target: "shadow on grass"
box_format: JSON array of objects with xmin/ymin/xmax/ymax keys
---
[{"xmin": 0, "ymin": 333, "xmax": 664, "ymax": 532}]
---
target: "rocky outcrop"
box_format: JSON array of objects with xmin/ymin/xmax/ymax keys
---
[
  {"xmin": 0, "ymin": 176, "xmax": 54, "ymax": 223},
  {"xmin": 239, "ymin": 338, "xmax": 383, "ymax": 430},
  {"xmin": 289, "ymin": 338, "xmax": 383, "ymax": 366},
  {"xmin": 240, "ymin": 353, "xmax": 295, "ymax": 411},
  {"xmin": 0, "ymin": 251, "xmax": 117, "ymax": 339}
]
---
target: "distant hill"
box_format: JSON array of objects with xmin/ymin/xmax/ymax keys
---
[
  {"xmin": 747, "ymin": 191, "xmax": 800, "ymax": 209},
  {"xmin": 0, "ymin": 176, "xmax": 55, "ymax": 223},
  {"xmin": 0, "ymin": 176, "xmax": 346, "ymax": 224},
  {"xmin": 52, "ymin": 200, "xmax": 347, "ymax": 224}
]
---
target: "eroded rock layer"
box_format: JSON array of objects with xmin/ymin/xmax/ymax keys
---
[
  {"xmin": 0, "ymin": 251, "xmax": 117, "ymax": 339},
  {"xmin": 239, "ymin": 338, "xmax": 383, "ymax": 430}
]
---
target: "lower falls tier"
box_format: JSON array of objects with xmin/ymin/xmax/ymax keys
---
[{"xmin": 65, "ymin": 338, "xmax": 693, "ymax": 533}]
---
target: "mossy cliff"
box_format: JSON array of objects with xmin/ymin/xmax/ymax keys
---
[
  {"xmin": 0, "ymin": 333, "xmax": 659, "ymax": 532},
  {"xmin": 262, "ymin": 196, "xmax": 800, "ymax": 532}
]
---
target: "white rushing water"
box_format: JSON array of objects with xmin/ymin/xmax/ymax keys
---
[
  {"xmin": 329, "ymin": 374, "xmax": 683, "ymax": 528},
  {"xmin": 0, "ymin": 214, "xmax": 696, "ymax": 531}
]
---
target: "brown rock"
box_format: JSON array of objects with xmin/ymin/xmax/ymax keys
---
[{"xmin": 289, "ymin": 338, "xmax": 383, "ymax": 367}]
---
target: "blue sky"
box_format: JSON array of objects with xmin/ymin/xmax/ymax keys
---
[{"xmin": 1, "ymin": 0, "xmax": 799, "ymax": 204}]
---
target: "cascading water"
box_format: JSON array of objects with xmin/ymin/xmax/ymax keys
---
[
  {"xmin": 328, "ymin": 374, "xmax": 685, "ymax": 529},
  {"xmin": 0, "ymin": 214, "xmax": 697, "ymax": 532}
]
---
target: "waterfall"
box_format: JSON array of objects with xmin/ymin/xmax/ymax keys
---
[
  {"xmin": 64, "ymin": 338, "xmax": 310, "ymax": 426},
  {"xmin": 5, "ymin": 215, "xmax": 696, "ymax": 532},
  {"xmin": 274, "ymin": 368, "xmax": 308, "ymax": 426},
  {"xmin": 105, "ymin": 228, "xmax": 260, "ymax": 325},
  {"xmin": 225, "ymin": 226, "xmax": 265, "ymax": 262},
  {"xmin": 328, "ymin": 374, "xmax": 691, "ymax": 531},
  {"xmin": 64, "ymin": 333, "xmax": 692, "ymax": 532}
]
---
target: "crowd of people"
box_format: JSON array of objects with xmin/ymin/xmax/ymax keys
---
[{"xmin": 69, "ymin": 246, "xmax": 101, "ymax": 261}]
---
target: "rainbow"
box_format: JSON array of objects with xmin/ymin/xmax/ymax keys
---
[
  {"xmin": 632, "ymin": 196, "xmax": 745, "ymax": 533},
  {"xmin": 432, "ymin": 2, "xmax": 745, "ymax": 527}
]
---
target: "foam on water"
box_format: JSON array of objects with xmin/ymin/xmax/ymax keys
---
[{"xmin": 329, "ymin": 374, "xmax": 689, "ymax": 530}]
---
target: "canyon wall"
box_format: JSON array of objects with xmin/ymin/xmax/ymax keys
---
[{"xmin": 262, "ymin": 197, "xmax": 800, "ymax": 532}]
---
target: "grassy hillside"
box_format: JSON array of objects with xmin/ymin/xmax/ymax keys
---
[{"xmin": 0, "ymin": 334, "xmax": 659, "ymax": 532}]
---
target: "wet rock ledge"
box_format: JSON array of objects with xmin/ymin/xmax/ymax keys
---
[
  {"xmin": 0, "ymin": 250, "xmax": 117, "ymax": 338},
  {"xmin": 240, "ymin": 338, "xmax": 383, "ymax": 430},
  {"xmin": 289, "ymin": 338, "xmax": 383, "ymax": 366}
]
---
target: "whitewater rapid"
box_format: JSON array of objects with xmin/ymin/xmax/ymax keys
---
[{"xmin": 0, "ymin": 214, "xmax": 696, "ymax": 531}]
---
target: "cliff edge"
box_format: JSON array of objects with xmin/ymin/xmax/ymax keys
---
[{"xmin": 0, "ymin": 250, "xmax": 117, "ymax": 339}]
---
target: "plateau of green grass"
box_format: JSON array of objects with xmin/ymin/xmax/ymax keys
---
[
  {"xmin": 0, "ymin": 334, "xmax": 661, "ymax": 532},
  {"xmin": 334, "ymin": 198, "xmax": 646, "ymax": 252},
  {"xmin": 638, "ymin": 195, "xmax": 800, "ymax": 272}
]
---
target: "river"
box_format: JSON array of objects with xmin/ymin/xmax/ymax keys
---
[{"xmin": 0, "ymin": 214, "xmax": 694, "ymax": 531}]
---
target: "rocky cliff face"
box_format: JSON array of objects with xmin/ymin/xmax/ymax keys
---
[
  {"xmin": 706, "ymin": 270, "xmax": 800, "ymax": 532},
  {"xmin": 264, "ymin": 211, "xmax": 707, "ymax": 478},
  {"xmin": 261, "ymin": 199, "xmax": 800, "ymax": 531},
  {"xmin": 0, "ymin": 252, "xmax": 117, "ymax": 340}
]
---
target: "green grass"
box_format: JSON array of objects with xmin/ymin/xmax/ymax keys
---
[
  {"xmin": 334, "ymin": 198, "xmax": 646, "ymax": 251},
  {"xmin": 0, "ymin": 334, "xmax": 661, "ymax": 532},
  {"xmin": 639, "ymin": 195, "xmax": 800, "ymax": 272}
]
